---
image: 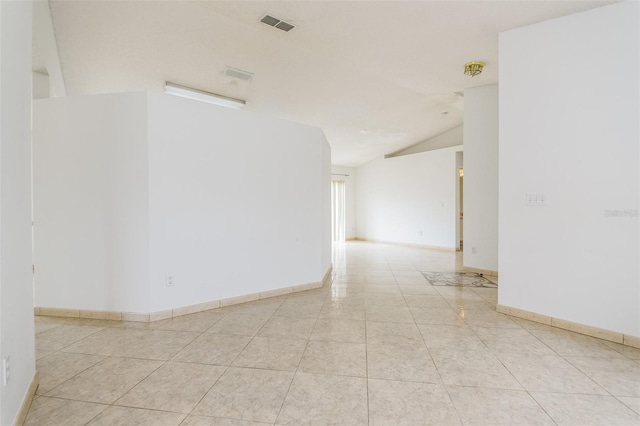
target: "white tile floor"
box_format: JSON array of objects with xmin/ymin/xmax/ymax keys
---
[{"xmin": 27, "ymin": 242, "xmax": 640, "ymax": 425}]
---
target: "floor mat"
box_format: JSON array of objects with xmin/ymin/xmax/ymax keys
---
[{"xmin": 421, "ymin": 271, "xmax": 497, "ymax": 288}]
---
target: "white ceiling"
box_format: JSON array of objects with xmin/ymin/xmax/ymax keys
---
[{"xmin": 47, "ymin": 0, "xmax": 614, "ymax": 167}]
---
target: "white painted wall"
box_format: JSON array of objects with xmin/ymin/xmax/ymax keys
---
[
  {"xmin": 0, "ymin": 1, "xmax": 37, "ymax": 424},
  {"xmin": 331, "ymin": 165, "xmax": 357, "ymax": 240},
  {"xmin": 499, "ymin": 2, "xmax": 639, "ymax": 337},
  {"xmin": 33, "ymin": 92, "xmax": 331, "ymax": 314},
  {"xmin": 463, "ymin": 85, "xmax": 498, "ymax": 272},
  {"xmin": 33, "ymin": 93, "xmax": 151, "ymax": 313},
  {"xmin": 32, "ymin": 71, "xmax": 49, "ymax": 99},
  {"xmin": 321, "ymin": 142, "xmax": 332, "ymax": 274},
  {"xmin": 357, "ymin": 146, "xmax": 461, "ymax": 249},
  {"xmin": 146, "ymin": 93, "xmax": 331, "ymax": 312},
  {"xmin": 32, "ymin": 0, "xmax": 66, "ymax": 97}
]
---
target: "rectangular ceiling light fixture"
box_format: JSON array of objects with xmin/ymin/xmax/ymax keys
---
[
  {"xmin": 164, "ymin": 82, "xmax": 245, "ymax": 110},
  {"xmin": 260, "ymin": 14, "xmax": 295, "ymax": 32}
]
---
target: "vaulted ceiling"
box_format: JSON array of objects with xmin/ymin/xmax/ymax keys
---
[{"xmin": 46, "ymin": 0, "xmax": 614, "ymax": 166}]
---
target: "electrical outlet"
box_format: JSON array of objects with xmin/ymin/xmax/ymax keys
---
[
  {"xmin": 166, "ymin": 275, "xmax": 175, "ymax": 287},
  {"xmin": 419, "ymin": 231, "xmax": 423, "ymax": 236},
  {"xmin": 526, "ymin": 193, "xmax": 534, "ymax": 206},
  {"xmin": 3, "ymin": 356, "xmax": 10, "ymax": 386},
  {"xmin": 471, "ymin": 247, "xmax": 477, "ymax": 255},
  {"xmin": 526, "ymin": 193, "xmax": 547, "ymax": 207}
]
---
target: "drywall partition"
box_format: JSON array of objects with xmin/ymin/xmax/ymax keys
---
[
  {"xmin": 499, "ymin": 1, "xmax": 639, "ymax": 337},
  {"xmin": 0, "ymin": 1, "xmax": 37, "ymax": 424},
  {"xmin": 33, "ymin": 92, "xmax": 331, "ymax": 315},
  {"xmin": 356, "ymin": 146, "xmax": 461, "ymax": 249},
  {"xmin": 331, "ymin": 165, "xmax": 357, "ymax": 240},
  {"xmin": 463, "ymin": 85, "xmax": 498, "ymax": 273},
  {"xmin": 146, "ymin": 93, "xmax": 331, "ymax": 312},
  {"xmin": 33, "ymin": 93, "xmax": 151, "ymax": 313}
]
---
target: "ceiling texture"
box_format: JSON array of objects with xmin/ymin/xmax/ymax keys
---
[{"xmin": 47, "ymin": 0, "xmax": 614, "ymax": 167}]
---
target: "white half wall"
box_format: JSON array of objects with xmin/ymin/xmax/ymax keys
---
[
  {"xmin": 33, "ymin": 93, "xmax": 150, "ymax": 313},
  {"xmin": 146, "ymin": 93, "xmax": 331, "ymax": 312},
  {"xmin": 499, "ymin": 2, "xmax": 639, "ymax": 337},
  {"xmin": 0, "ymin": 1, "xmax": 37, "ymax": 424},
  {"xmin": 463, "ymin": 85, "xmax": 498, "ymax": 272},
  {"xmin": 356, "ymin": 146, "xmax": 461, "ymax": 249},
  {"xmin": 33, "ymin": 92, "xmax": 331, "ymax": 314},
  {"xmin": 331, "ymin": 165, "xmax": 357, "ymax": 240}
]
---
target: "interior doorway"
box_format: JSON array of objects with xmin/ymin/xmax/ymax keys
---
[
  {"xmin": 455, "ymin": 151, "xmax": 464, "ymax": 251},
  {"xmin": 459, "ymin": 168, "xmax": 464, "ymax": 250},
  {"xmin": 331, "ymin": 180, "xmax": 346, "ymax": 242}
]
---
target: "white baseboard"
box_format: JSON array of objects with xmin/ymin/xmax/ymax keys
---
[
  {"xmin": 14, "ymin": 371, "xmax": 39, "ymax": 426},
  {"xmin": 497, "ymin": 304, "xmax": 639, "ymax": 349},
  {"xmin": 354, "ymin": 237, "xmax": 456, "ymax": 252},
  {"xmin": 35, "ymin": 264, "xmax": 333, "ymax": 323}
]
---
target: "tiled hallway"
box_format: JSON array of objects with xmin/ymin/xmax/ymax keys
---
[{"xmin": 27, "ymin": 242, "xmax": 640, "ymax": 425}]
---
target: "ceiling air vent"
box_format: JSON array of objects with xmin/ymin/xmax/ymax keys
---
[
  {"xmin": 260, "ymin": 15, "xmax": 280, "ymax": 26},
  {"xmin": 260, "ymin": 14, "xmax": 296, "ymax": 32},
  {"xmin": 275, "ymin": 21, "xmax": 295, "ymax": 32},
  {"xmin": 224, "ymin": 67, "xmax": 254, "ymax": 82}
]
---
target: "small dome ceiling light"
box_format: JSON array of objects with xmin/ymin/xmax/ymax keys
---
[{"xmin": 464, "ymin": 61, "xmax": 485, "ymax": 77}]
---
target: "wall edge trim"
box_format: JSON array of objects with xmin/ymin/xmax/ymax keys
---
[
  {"xmin": 496, "ymin": 304, "xmax": 638, "ymax": 348},
  {"xmin": 34, "ymin": 265, "xmax": 333, "ymax": 323},
  {"xmin": 13, "ymin": 371, "xmax": 39, "ymax": 426},
  {"xmin": 355, "ymin": 237, "xmax": 456, "ymax": 252}
]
